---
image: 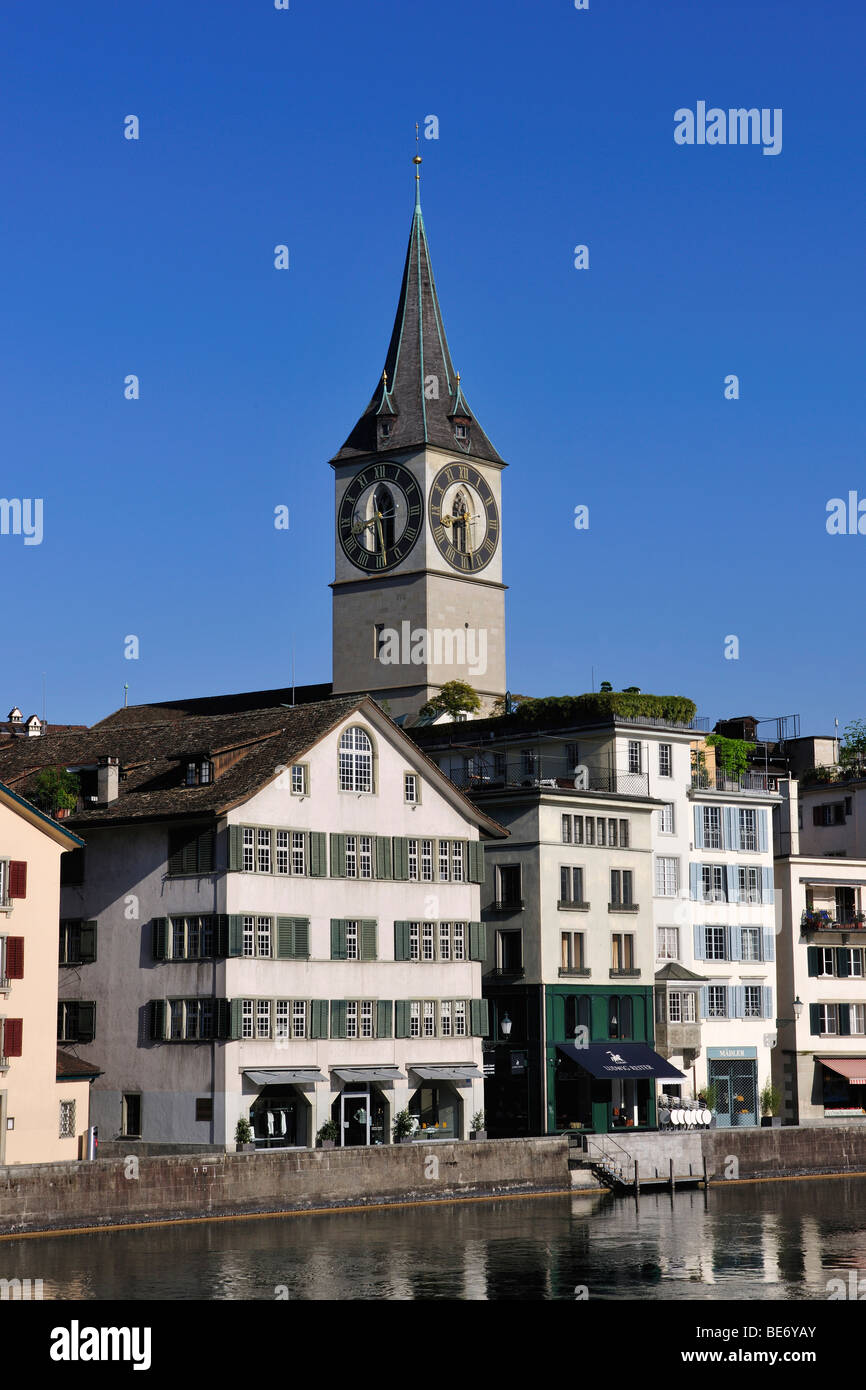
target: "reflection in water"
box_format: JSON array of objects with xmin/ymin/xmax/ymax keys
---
[{"xmin": 3, "ymin": 1178, "xmax": 866, "ymax": 1300}]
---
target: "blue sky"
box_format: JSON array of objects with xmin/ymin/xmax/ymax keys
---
[{"xmin": 2, "ymin": 0, "xmax": 864, "ymax": 736}]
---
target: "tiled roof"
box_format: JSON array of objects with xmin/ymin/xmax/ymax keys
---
[
  {"xmin": 93, "ymin": 684, "xmax": 333, "ymax": 728},
  {"xmin": 56, "ymin": 1048, "xmax": 102, "ymax": 1079},
  {"xmin": 331, "ymin": 193, "xmax": 503, "ymax": 467}
]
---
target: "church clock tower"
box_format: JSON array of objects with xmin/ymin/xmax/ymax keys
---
[{"xmin": 330, "ymin": 155, "xmax": 506, "ymax": 724}]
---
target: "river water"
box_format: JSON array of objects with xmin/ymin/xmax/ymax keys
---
[{"xmin": 2, "ymin": 1178, "xmax": 864, "ymax": 1300}]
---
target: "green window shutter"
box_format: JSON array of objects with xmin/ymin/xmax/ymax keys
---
[
  {"xmin": 152, "ymin": 917, "xmax": 168, "ymax": 961},
  {"xmin": 394, "ymin": 921, "xmax": 411, "ymax": 962},
  {"xmin": 836, "ymin": 947, "xmax": 851, "ymax": 978},
  {"xmin": 198, "ymin": 828, "xmax": 215, "ymax": 873},
  {"xmin": 377, "ymin": 1001, "xmax": 392, "ymax": 1038},
  {"xmin": 809, "ymin": 1003, "xmax": 821, "ymax": 1036},
  {"xmin": 330, "ymin": 1000, "xmax": 347, "ymax": 1039},
  {"xmin": 227, "ymin": 825, "xmax": 243, "ymax": 872},
  {"xmin": 331, "ymin": 919, "xmax": 347, "ymax": 960},
  {"xmin": 395, "ymin": 1000, "xmax": 410, "ymax": 1039},
  {"xmin": 215, "ymin": 999, "xmax": 230, "ymax": 1039},
  {"xmin": 806, "ymin": 946, "xmax": 820, "ymax": 978},
  {"xmin": 215, "ymin": 915, "xmax": 228, "ymax": 957},
  {"xmin": 292, "ymin": 918, "xmax": 310, "ymax": 960},
  {"xmin": 468, "ymin": 841, "xmax": 486, "ymax": 883},
  {"xmin": 79, "ymin": 920, "xmax": 98, "ymax": 964},
  {"xmin": 181, "ymin": 836, "xmax": 198, "ymax": 874},
  {"xmin": 376, "ymin": 836, "xmax": 392, "ymax": 880},
  {"xmin": 310, "ymin": 999, "xmax": 329, "ymax": 1039},
  {"xmin": 392, "ymin": 837, "xmax": 408, "ymax": 881},
  {"xmin": 167, "ymin": 830, "xmax": 185, "ymax": 877},
  {"xmin": 309, "ymin": 831, "xmax": 327, "ymax": 877},
  {"xmin": 469, "ymin": 921, "xmax": 487, "ymax": 961},
  {"xmin": 330, "ymin": 833, "xmax": 346, "ymax": 877},
  {"xmin": 277, "ymin": 916, "xmax": 294, "ymax": 959},
  {"xmin": 838, "ymin": 1002, "xmax": 851, "ymax": 1036},
  {"xmin": 229, "ymin": 999, "xmax": 244, "ymax": 1041},
  {"xmin": 76, "ymin": 1002, "xmax": 96, "ymax": 1044},
  {"xmin": 227, "ymin": 915, "xmax": 243, "ymax": 957},
  {"xmin": 149, "ymin": 1000, "xmax": 166, "ymax": 1041},
  {"xmin": 470, "ymin": 998, "xmax": 490, "ymax": 1037},
  {"xmin": 360, "ymin": 920, "xmax": 378, "ymax": 961}
]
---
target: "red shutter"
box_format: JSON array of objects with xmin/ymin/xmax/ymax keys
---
[
  {"xmin": 5, "ymin": 938, "xmax": 24, "ymax": 979},
  {"xmin": 8, "ymin": 862, "xmax": 27, "ymax": 898},
  {"xmin": 3, "ymin": 1019, "xmax": 23, "ymax": 1056}
]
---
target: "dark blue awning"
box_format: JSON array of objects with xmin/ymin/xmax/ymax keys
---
[{"xmin": 557, "ymin": 1042, "xmax": 685, "ymax": 1081}]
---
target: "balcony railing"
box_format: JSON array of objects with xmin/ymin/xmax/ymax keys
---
[
  {"xmin": 802, "ymin": 910, "xmax": 866, "ymax": 931},
  {"xmin": 691, "ymin": 771, "xmax": 778, "ymax": 793},
  {"xmin": 490, "ymin": 898, "xmax": 525, "ymax": 913},
  {"xmin": 441, "ymin": 755, "xmax": 649, "ymax": 798}
]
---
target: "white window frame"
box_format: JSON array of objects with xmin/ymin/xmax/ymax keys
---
[
  {"xmin": 655, "ymin": 856, "xmax": 679, "ymax": 897},
  {"xmin": 656, "ymin": 926, "xmax": 679, "ymax": 961},
  {"xmin": 339, "ymin": 727, "xmax": 373, "ymax": 794},
  {"xmin": 658, "ymin": 743, "xmax": 673, "ymax": 778},
  {"xmin": 404, "ymin": 773, "xmax": 418, "ymax": 805},
  {"xmin": 658, "ymin": 803, "xmax": 675, "ymax": 835}
]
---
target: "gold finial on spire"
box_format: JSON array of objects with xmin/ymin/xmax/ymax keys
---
[
  {"xmin": 382, "ymin": 369, "xmax": 388, "ymax": 387},
  {"xmin": 456, "ymin": 371, "xmax": 461, "ymax": 382}
]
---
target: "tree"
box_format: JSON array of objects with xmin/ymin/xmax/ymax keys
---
[
  {"xmin": 33, "ymin": 765, "xmax": 80, "ymax": 814},
  {"xmin": 704, "ymin": 734, "xmax": 754, "ymax": 778},
  {"xmin": 420, "ymin": 681, "xmax": 482, "ymax": 720},
  {"xmin": 599, "ymin": 681, "xmax": 613, "ymax": 693},
  {"xmin": 840, "ymin": 720, "xmax": 866, "ymax": 772}
]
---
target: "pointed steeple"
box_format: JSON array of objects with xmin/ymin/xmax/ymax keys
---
[{"xmin": 331, "ymin": 156, "xmax": 503, "ymax": 466}]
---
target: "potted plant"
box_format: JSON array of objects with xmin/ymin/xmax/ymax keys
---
[
  {"xmin": 392, "ymin": 1109, "xmax": 415, "ymax": 1144},
  {"xmin": 699, "ymin": 1083, "xmax": 718, "ymax": 1127},
  {"xmin": 760, "ymin": 1080, "xmax": 782, "ymax": 1127},
  {"xmin": 316, "ymin": 1120, "xmax": 339, "ymax": 1149},
  {"xmin": 470, "ymin": 1109, "xmax": 487, "ymax": 1141},
  {"xmin": 234, "ymin": 1117, "xmax": 255, "ymax": 1153}
]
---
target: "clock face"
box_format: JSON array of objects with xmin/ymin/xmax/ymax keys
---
[
  {"xmin": 338, "ymin": 462, "xmax": 424, "ymax": 573},
  {"xmin": 429, "ymin": 462, "xmax": 499, "ymax": 573}
]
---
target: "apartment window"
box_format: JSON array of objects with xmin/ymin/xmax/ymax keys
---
[
  {"xmin": 739, "ymin": 809, "xmax": 758, "ymax": 852},
  {"xmin": 339, "ymin": 726, "xmax": 373, "ymax": 793},
  {"xmin": 738, "ymin": 866, "xmax": 760, "ymax": 903},
  {"xmin": 59, "ymin": 919, "xmax": 97, "ymax": 966},
  {"xmin": 121, "ymin": 1094, "xmax": 141, "ymax": 1137},
  {"xmin": 819, "ymin": 1004, "xmax": 838, "ymax": 1036},
  {"xmin": 744, "ymin": 985, "xmax": 763, "ymax": 1019},
  {"xmin": 497, "ymin": 930, "xmax": 522, "ymax": 972},
  {"xmin": 702, "ymin": 864, "xmax": 726, "ymax": 903},
  {"xmin": 439, "ymin": 922, "xmax": 451, "ymax": 961},
  {"xmin": 656, "ymin": 927, "xmax": 679, "ymax": 961},
  {"xmin": 560, "ymin": 866, "xmax": 585, "ymax": 906},
  {"xmin": 291, "ymin": 831, "xmax": 305, "ymax": 876},
  {"xmin": 257, "ymin": 1000, "xmax": 271, "ymax": 1038},
  {"xmin": 561, "ymin": 931, "xmax": 585, "ymax": 971},
  {"xmin": 439, "ymin": 841, "xmax": 450, "ymax": 881},
  {"xmin": 360, "ymin": 1000, "xmax": 373, "ymax": 1039},
  {"xmin": 741, "ymin": 927, "xmax": 762, "ymax": 962},
  {"xmin": 276, "ymin": 1000, "xmax": 290, "ymax": 1039},
  {"xmin": 440, "ymin": 1000, "xmax": 452, "ymax": 1037},
  {"xmin": 707, "ymin": 986, "xmax": 728, "ymax": 1019},
  {"xmin": 628, "ymin": 741, "xmax": 642, "ymax": 774},
  {"xmin": 168, "ymin": 999, "xmax": 213, "ymax": 1041},
  {"xmin": 669, "ymin": 991, "xmax": 696, "ymax": 1023},
  {"xmin": 655, "ymin": 857, "xmax": 679, "ymax": 897},
  {"xmin": 607, "ymin": 818, "xmax": 618, "ymax": 847},
  {"xmin": 522, "ymin": 750, "xmax": 537, "ymax": 776},
  {"xmin": 404, "ymin": 774, "xmax": 418, "ymax": 804},
  {"xmin": 293, "ymin": 1000, "xmax": 306, "ymax": 1037},
  {"xmin": 814, "ymin": 803, "xmax": 846, "ymax": 827},
  {"xmin": 573, "ymin": 816, "xmax": 584, "ymax": 845},
  {"xmin": 291, "ymin": 764, "xmax": 307, "ymax": 796},
  {"xmin": 703, "ymin": 806, "xmax": 722, "ymax": 850},
  {"xmin": 497, "ymin": 864, "xmax": 521, "ymax": 906},
  {"xmin": 658, "ymin": 743, "xmax": 673, "ymax": 777},
  {"xmin": 256, "ymin": 829, "xmax": 271, "ymax": 874},
  {"xmin": 359, "ymin": 835, "xmax": 373, "ymax": 880},
  {"xmin": 848, "ymin": 949, "xmax": 864, "ymax": 978},
  {"xmin": 452, "ymin": 842, "xmax": 465, "ymax": 882},
  {"xmin": 57, "ymin": 1000, "xmax": 96, "ymax": 1044},
  {"xmin": 596, "ymin": 817, "xmax": 607, "ymax": 847},
  {"xmin": 345, "ymin": 921, "xmax": 359, "ymax": 961},
  {"xmin": 851, "ymin": 1004, "xmax": 866, "ymax": 1035},
  {"xmin": 658, "ymin": 803, "xmax": 675, "ymax": 835},
  {"xmin": 242, "ymin": 916, "xmax": 255, "ymax": 957},
  {"xmin": 242, "ymin": 827, "xmax": 255, "ymax": 873},
  {"xmin": 610, "ymin": 870, "xmax": 634, "ymax": 908},
  {"xmin": 561, "ymin": 814, "xmax": 572, "ymax": 845},
  {"xmin": 421, "ymin": 840, "xmax": 433, "ymax": 882},
  {"xmin": 453, "ymin": 922, "xmax": 466, "ymax": 960},
  {"xmin": 704, "ymin": 926, "xmax": 727, "ymax": 961},
  {"xmin": 346, "ymin": 1001, "xmax": 358, "ymax": 1039},
  {"xmin": 345, "ymin": 835, "xmax": 357, "ymax": 878},
  {"xmin": 423, "ymin": 1000, "xmax": 435, "ymax": 1038},
  {"xmin": 185, "ymin": 762, "xmax": 197, "ymax": 787},
  {"xmin": 276, "ymin": 830, "xmax": 289, "ymax": 875},
  {"xmin": 584, "ymin": 817, "xmax": 594, "ymax": 847},
  {"xmin": 410, "ymin": 1001, "xmax": 421, "ymax": 1038},
  {"xmin": 619, "ymin": 819, "xmax": 629, "ymax": 847},
  {"xmin": 242, "ymin": 999, "xmax": 254, "ymax": 1039},
  {"xmin": 0, "ymin": 861, "xmax": 6, "ymax": 905},
  {"xmin": 611, "ymin": 933, "xmax": 634, "ymax": 971},
  {"xmin": 819, "ymin": 947, "xmax": 835, "ymax": 977},
  {"xmin": 257, "ymin": 917, "xmax": 272, "ymax": 958},
  {"xmin": 565, "ymin": 743, "xmax": 580, "ymax": 770},
  {"xmin": 196, "ymin": 1098, "xmax": 213, "ymax": 1122},
  {"xmin": 172, "ymin": 919, "xmax": 185, "ymax": 958},
  {"xmin": 409, "ymin": 922, "xmax": 420, "ymax": 961},
  {"xmin": 59, "ymin": 1100, "xmax": 76, "ymax": 1140},
  {"xmin": 455, "ymin": 1000, "xmax": 467, "ymax": 1036},
  {"xmin": 422, "ymin": 922, "xmax": 435, "ymax": 962},
  {"xmin": 408, "ymin": 839, "xmax": 419, "ymax": 880}
]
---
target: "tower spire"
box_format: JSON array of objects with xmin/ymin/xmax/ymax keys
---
[{"xmin": 413, "ymin": 121, "xmax": 422, "ymax": 210}]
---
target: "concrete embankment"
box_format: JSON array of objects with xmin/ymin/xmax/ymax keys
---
[
  {"xmin": 0, "ymin": 1137, "xmax": 569, "ymax": 1238},
  {"xmin": 702, "ymin": 1125, "xmax": 866, "ymax": 1181}
]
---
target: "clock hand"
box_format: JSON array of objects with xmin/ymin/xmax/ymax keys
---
[{"xmin": 375, "ymin": 513, "xmax": 385, "ymax": 554}]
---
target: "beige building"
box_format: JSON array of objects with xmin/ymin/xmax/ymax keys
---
[{"xmin": 0, "ymin": 781, "xmax": 95, "ymax": 1164}]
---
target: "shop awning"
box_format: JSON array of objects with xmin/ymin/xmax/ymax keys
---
[
  {"xmin": 244, "ymin": 1069, "xmax": 325, "ymax": 1085},
  {"xmin": 332, "ymin": 1066, "xmax": 404, "ymax": 1083},
  {"xmin": 410, "ymin": 1064, "xmax": 483, "ymax": 1082},
  {"xmin": 557, "ymin": 1042, "xmax": 686, "ymax": 1081},
  {"xmin": 820, "ymin": 1057, "xmax": 866, "ymax": 1084}
]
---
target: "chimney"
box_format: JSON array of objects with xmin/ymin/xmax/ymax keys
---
[
  {"xmin": 776, "ymin": 777, "xmax": 799, "ymax": 857},
  {"xmin": 97, "ymin": 756, "xmax": 119, "ymax": 805}
]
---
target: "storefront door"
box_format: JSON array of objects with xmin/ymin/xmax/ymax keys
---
[
  {"xmin": 340, "ymin": 1089, "xmax": 371, "ymax": 1146},
  {"xmin": 709, "ymin": 1059, "xmax": 757, "ymax": 1127}
]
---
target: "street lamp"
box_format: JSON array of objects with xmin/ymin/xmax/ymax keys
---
[
  {"xmin": 776, "ymin": 997, "xmax": 804, "ymax": 1026},
  {"xmin": 500, "ymin": 1012, "xmax": 513, "ymax": 1038}
]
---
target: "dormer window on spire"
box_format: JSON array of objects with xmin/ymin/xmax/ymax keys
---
[{"xmin": 455, "ymin": 423, "xmax": 468, "ymax": 441}]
